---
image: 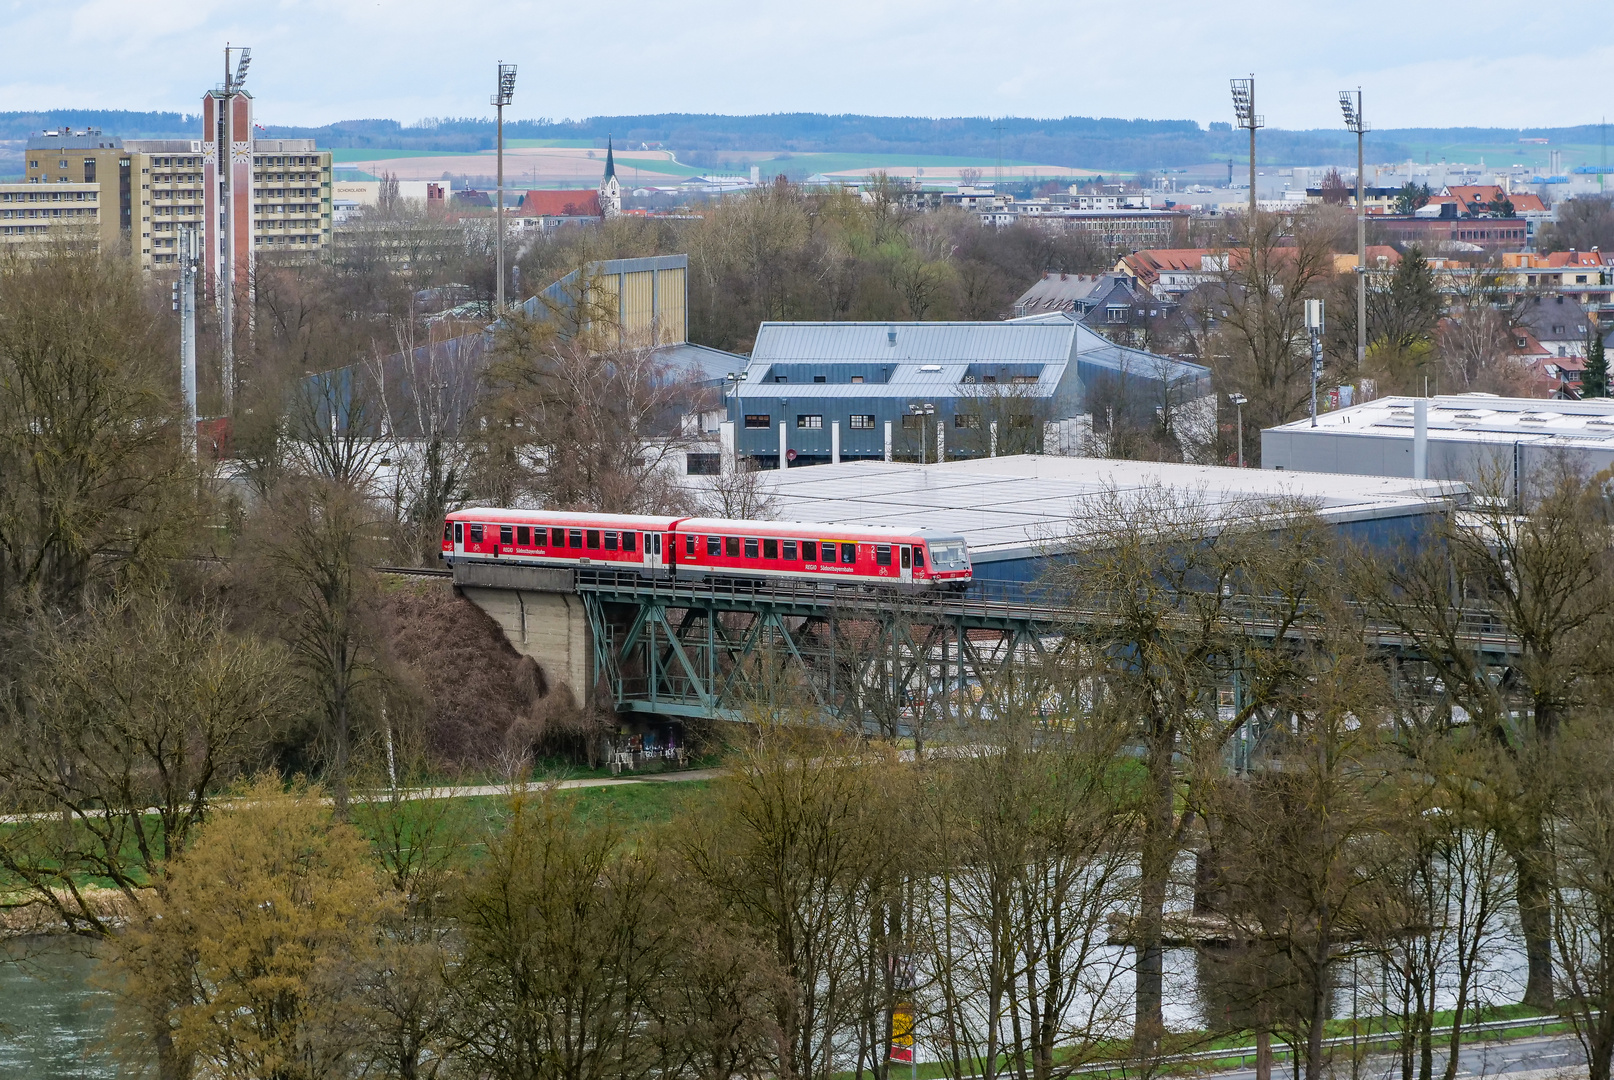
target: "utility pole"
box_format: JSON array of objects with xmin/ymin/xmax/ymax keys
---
[
  {"xmin": 174, "ymin": 225, "xmax": 201, "ymax": 460},
  {"xmin": 1231, "ymin": 76, "xmax": 1263, "ymax": 221},
  {"xmin": 1341, "ymin": 88, "xmax": 1369, "ymax": 373},
  {"xmin": 492, "ymin": 62, "xmax": 517, "ymax": 311},
  {"xmin": 1228, "ymin": 393, "xmax": 1247, "ymax": 467}
]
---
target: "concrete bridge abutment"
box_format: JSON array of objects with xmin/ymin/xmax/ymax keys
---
[{"xmin": 453, "ymin": 563, "xmax": 593, "ymax": 711}]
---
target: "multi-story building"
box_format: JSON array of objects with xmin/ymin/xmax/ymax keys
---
[
  {"xmin": 0, "ymin": 182, "xmax": 103, "ymax": 250},
  {"xmin": 21, "ymin": 125, "xmax": 330, "ymax": 274}
]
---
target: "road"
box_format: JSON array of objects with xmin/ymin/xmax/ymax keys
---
[{"xmin": 1205, "ymin": 1031, "xmax": 1588, "ymax": 1080}]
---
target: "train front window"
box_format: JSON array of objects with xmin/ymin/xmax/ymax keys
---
[
  {"xmin": 499, "ymin": 525, "xmax": 513, "ymax": 546},
  {"xmin": 623, "ymin": 532, "xmax": 637, "ymax": 552},
  {"xmin": 552, "ymin": 527, "xmax": 565, "ymax": 546},
  {"xmin": 725, "ymin": 536, "xmax": 740, "ymax": 557},
  {"xmin": 841, "ymin": 543, "xmax": 856, "ymax": 564},
  {"xmin": 469, "ymin": 524, "xmax": 483, "ymax": 543},
  {"xmin": 707, "ymin": 536, "xmax": 720, "ymax": 556},
  {"xmin": 744, "ymin": 538, "xmax": 759, "ymax": 559},
  {"xmin": 783, "ymin": 540, "xmax": 798, "ymax": 560},
  {"xmin": 604, "ymin": 531, "xmax": 618, "ymax": 551},
  {"xmin": 929, "ymin": 541, "xmax": 967, "ymax": 569},
  {"xmin": 763, "ymin": 538, "xmax": 778, "ymax": 559},
  {"xmin": 568, "ymin": 529, "xmax": 583, "ymax": 548},
  {"xmin": 803, "ymin": 541, "xmax": 817, "ymax": 561},
  {"xmin": 517, "ymin": 526, "xmax": 530, "ymax": 546},
  {"xmin": 586, "ymin": 530, "xmax": 601, "ymax": 549}
]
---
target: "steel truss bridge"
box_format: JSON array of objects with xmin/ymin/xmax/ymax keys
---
[{"xmin": 435, "ymin": 563, "xmax": 1521, "ymax": 731}]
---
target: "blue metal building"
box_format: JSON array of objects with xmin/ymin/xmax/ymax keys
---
[{"xmin": 728, "ymin": 314, "xmax": 1211, "ymax": 466}]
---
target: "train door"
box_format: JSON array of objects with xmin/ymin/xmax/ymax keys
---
[
  {"xmin": 899, "ymin": 545, "xmax": 913, "ymax": 584},
  {"xmin": 453, "ymin": 521, "xmax": 464, "ymax": 561},
  {"xmin": 640, "ymin": 532, "xmax": 658, "ymax": 575}
]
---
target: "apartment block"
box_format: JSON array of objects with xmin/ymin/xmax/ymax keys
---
[
  {"xmin": 0, "ymin": 182, "xmax": 103, "ymax": 250},
  {"xmin": 22, "ymin": 125, "xmax": 331, "ymax": 274}
]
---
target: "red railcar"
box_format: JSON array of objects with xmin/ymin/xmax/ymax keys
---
[{"xmin": 442, "ymin": 508, "xmax": 972, "ymax": 589}]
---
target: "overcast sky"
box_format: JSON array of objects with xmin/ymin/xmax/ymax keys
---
[{"xmin": 3, "ymin": 0, "xmax": 1611, "ymax": 132}]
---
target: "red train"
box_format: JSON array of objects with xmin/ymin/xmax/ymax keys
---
[{"xmin": 441, "ymin": 508, "xmax": 973, "ymax": 590}]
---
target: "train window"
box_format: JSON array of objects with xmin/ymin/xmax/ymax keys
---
[
  {"xmin": 470, "ymin": 524, "xmax": 484, "ymax": 543},
  {"xmin": 454, "ymin": 522, "xmax": 463, "ymax": 543},
  {"xmin": 586, "ymin": 530, "xmax": 601, "ymax": 549},
  {"xmin": 763, "ymin": 538, "xmax": 778, "ymax": 559},
  {"xmin": 802, "ymin": 540, "xmax": 817, "ymax": 561},
  {"xmin": 913, "ymin": 547, "xmax": 925, "ymax": 567},
  {"xmin": 552, "ymin": 527, "xmax": 565, "ymax": 546},
  {"xmin": 821, "ymin": 543, "xmax": 835, "ymax": 564},
  {"xmin": 744, "ymin": 538, "xmax": 759, "ymax": 559},
  {"xmin": 707, "ymin": 536, "xmax": 720, "ymax": 556},
  {"xmin": 725, "ymin": 536, "xmax": 740, "ymax": 558},
  {"xmin": 841, "ymin": 543, "xmax": 856, "ymax": 564},
  {"xmin": 623, "ymin": 532, "xmax": 637, "ymax": 552},
  {"xmin": 500, "ymin": 525, "xmax": 513, "ymax": 546},
  {"xmin": 901, "ymin": 546, "xmax": 911, "ymax": 568},
  {"xmin": 685, "ymin": 535, "xmax": 696, "ymax": 556},
  {"xmin": 604, "ymin": 531, "xmax": 618, "ymax": 551},
  {"xmin": 443, "ymin": 522, "xmax": 452, "ymax": 542},
  {"xmin": 568, "ymin": 529, "xmax": 583, "ymax": 548},
  {"xmin": 517, "ymin": 526, "xmax": 530, "ymax": 546},
  {"xmin": 875, "ymin": 545, "xmax": 892, "ymax": 567},
  {"xmin": 653, "ymin": 534, "xmax": 662, "ymax": 555},
  {"xmin": 783, "ymin": 540, "xmax": 798, "ymax": 560}
]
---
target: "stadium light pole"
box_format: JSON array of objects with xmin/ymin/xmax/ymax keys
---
[
  {"xmin": 492, "ymin": 62, "xmax": 517, "ymax": 311},
  {"xmin": 1228, "ymin": 393, "xmax": 1247, "ymax": 468},
  {"xmin": 1340, "ymin": 88, "xmax": 1369, "ymax": 374},
  {"xmin": 1230, "ymin": 76, "xmax": 1263, "ymax": 221}
]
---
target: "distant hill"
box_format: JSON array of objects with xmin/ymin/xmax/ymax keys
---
[{"xmin": 3, "ymin": 110, "xmax": 1610, "ymax": 172}]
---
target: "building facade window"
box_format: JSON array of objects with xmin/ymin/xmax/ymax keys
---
[
  {"xmin": 849, "ymin": 414, "xmax": 875, "ymax": 429},
  {"xmin": 744, "ymin": 414, "xmax": 772, "ymax": 428},
  {"xmin": 797, "ymin": 414, "xmax": 823, "ymax": 429}
]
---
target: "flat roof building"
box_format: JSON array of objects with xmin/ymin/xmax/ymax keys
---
[
  {"xmin": 1262, "ymin": 393, "xmax": 1614, "ymax": 500},
  {"xmin": 0, "ymin": 182, "xmax": 103, "ymax": 250},
  {"xmin": 709, "ymin": 455, "xmax": 1462, "ymax": 580}
]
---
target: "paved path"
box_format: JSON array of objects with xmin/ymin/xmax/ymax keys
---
[
  {"xmin": 394, "ymin": 768, "xmax": 722, "ymax": 801},
  {"xmin": 1203, "ymin": 1032, "xmax": 1587, "ymax": 1080}
]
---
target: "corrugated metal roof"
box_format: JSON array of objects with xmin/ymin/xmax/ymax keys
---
[
  {"xmin": 751, "ymin": 321, "xmax": 1080, "ymax": 364},
  {"xmin": 710, "ymin": 456, "xmax": 1460, "ymax": 563}
]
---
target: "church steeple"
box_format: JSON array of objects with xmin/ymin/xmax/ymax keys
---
[{"xmin": 599, "ymin": 135, "xmax": 621, "ymax": 218}]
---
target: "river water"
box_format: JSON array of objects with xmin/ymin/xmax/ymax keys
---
[
  {"xmin": 0, "ymin": 927, "xmax": 1530, "ymax": 1078},
  {"xmin": 0, "ymin": 938, "xmax": 120, "ymax": 1079}
]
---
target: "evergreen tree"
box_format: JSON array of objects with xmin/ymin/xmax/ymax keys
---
[{"xmin": 1585, "ymin": 329, "xmax": 1609, "ymax": 398}]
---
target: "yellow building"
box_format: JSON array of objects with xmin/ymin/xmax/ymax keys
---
[
  {"xmin": 22, "ymin": 128, "xmax": 332, "ymax": 272},
  {"xmin": 0, "ymin": 182, "xmax": 103, "ymax": 251}
]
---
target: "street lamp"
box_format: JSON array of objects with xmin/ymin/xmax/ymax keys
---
[
  {"xmin": 1340, "ymin": 89, "xmax": 1369, "ymax": 374},
  {"xmin": 1228, "ymin": 393, "xmax": 1247, "ymax": 468},
  {"xmin": 492, "ymin": 62, "xmax": 517, "ymax": 312}
]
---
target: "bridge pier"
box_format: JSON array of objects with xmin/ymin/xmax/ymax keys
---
[{"xmin": 454, "ymin": 563, "xmax": 594, "ymax": 710}]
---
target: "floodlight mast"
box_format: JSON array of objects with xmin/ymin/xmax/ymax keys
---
[
  {"xmin": 492, "ymin": 63, "xmax": 517, "ymax": 312},
  {"xmin": 1340, "ymin": 88, "xmax": 1368, "ymax": 374},
  {"xmin": 1230, "ymin": 75, "xmax": 1263, "ymax": 220}
]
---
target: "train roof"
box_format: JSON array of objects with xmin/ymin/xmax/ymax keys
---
[
  {"xmin": 447, "ymin": 508, "xmax": 683, "ymax": 527},
  {"xmin": 676, "ymin": 517, "xmax": 963, "ymax": 542}
]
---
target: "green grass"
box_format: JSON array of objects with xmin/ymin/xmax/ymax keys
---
[{"xmin": 329, "ymin": 147, "xmax": 485, "ymax": 163}]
